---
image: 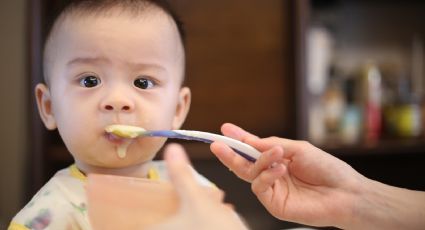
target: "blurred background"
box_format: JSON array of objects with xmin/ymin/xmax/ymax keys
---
[{"xmin": 1, "ymin": 0, "xmax": 425, "ymax": 229}]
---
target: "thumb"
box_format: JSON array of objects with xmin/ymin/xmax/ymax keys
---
[{"xmin": 164, "ymin": 143, "xmax": 203, "ymax": 206}]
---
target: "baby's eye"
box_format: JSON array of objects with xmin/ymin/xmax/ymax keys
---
[
  {"xmin": 79, "ymin": 75, "xmax": 101, "ymax": 88},
  {"xmin": 134, "ymin": 77, "xmax": 155, "ymax": 89}
]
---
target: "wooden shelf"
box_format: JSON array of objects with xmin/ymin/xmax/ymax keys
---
[{"xmin": 321, "ymin": 139, "xmax": 425, "ymax": 156}]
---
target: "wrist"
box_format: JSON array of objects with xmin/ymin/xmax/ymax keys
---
[
  {"xmin": 346, "ymin": 178, "xmax": 383, "ymax": 229},
  {"xmin": 334, "ymin": 174, "xmax": 371, "ymax": 229},
  {"xmin": 346, "ymin": 178, "xmax": 425, "ymax": 230}
]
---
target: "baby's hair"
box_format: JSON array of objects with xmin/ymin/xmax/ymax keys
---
[
  {"xmin": 55, "ymin": 0, "xmax": 185, "ymax": 43},
  {"xmin": 43, "ymin": 0, "xmax": 185, "ymax": 85}
]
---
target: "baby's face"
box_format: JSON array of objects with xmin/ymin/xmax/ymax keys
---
[{"xmin": 39, "ymin": 9, "xmax": 189, "ymax": 171}]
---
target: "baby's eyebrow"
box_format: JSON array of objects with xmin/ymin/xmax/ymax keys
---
[
  {"xmin": 67, "ymin": 56, "xmax": 107, "ymax": 66},
  {"xmin": 66, "ymin": 57, "xmax": 166, "ymax": 73},
  {"xmin": 126, "ymin": 61, "xmax": 167, "ymax": 73}
]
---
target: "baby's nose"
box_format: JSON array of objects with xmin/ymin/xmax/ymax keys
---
[
  {"xmin": 104, "ymin": 104, "xmax": 131, "ymax": 111},
  {"xmin": 100, "ymin": 95, "xmax": 134, "ymax": 112}
]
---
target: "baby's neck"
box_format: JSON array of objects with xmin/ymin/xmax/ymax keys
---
[{"xmin": 74, "ymin": 161, "xmax": 153, "ymax": 178}]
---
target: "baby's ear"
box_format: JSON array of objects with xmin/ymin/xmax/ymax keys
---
[
  {"xmin": 172, "ymin": 87, "xmax": 191, "ymax": 130},
  {"xmin": 35, "ymin": 83, "xmax": 57, "ymax": 130}
]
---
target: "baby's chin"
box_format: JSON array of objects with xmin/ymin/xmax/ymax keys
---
[
  {"xmin": 76, "ymin": 152, "xmax": 157, "ymax": 177},
  {"xmin": 96, "ymin": 145, "xmax": 160, "ymax": 167},
  {"xmin": 103, "ymin": 153, "xmax": 156, "ymax": 167},
  {"xmin": 70, "ymin": 135, "xmax": 167, "ymax": 173}
]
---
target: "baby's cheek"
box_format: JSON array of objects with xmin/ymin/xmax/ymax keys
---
[
  {"xmin": 140, "ymin": 116, "xmax": 153, "ymax": 128},
  {"xmin": 57, "ymin": 122, "xmax": 93, "ymax": 153},
  {"xmin": 144, "ymin": 104, "xmax": 178, "ymax": 128},
  {"xmin": 142, "ymin": 118, "xmax": 173, "ymax": 131}
]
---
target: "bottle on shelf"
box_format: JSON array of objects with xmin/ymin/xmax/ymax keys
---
[
  {"xmin": 323, "ymin": 67, "xmax": 345, "ymax": 137},
  {"xmin": 361, "ymin": 63, "xmax": 382, "ymax": 144},
  {"xmin": 340, "ymin": 78, "xmax": 361, "ymax": 145},
  {"xmin": 385, "ymin": 73, "xmax": 422, "ymax": 139}
]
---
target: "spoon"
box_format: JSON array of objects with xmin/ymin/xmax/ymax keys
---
[{"xmin": 105, "ymin": 124, "xmax": 260, "ymax": 162}]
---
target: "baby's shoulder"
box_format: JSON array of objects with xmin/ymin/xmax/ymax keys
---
[{"xmin": 9, "ymin": 167, "xmax": 89, "ymax": 229}]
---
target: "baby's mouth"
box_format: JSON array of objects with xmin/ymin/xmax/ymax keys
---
[
  {"xmin": 104, "ymin": 124, "xmax": 146, "ymax": 158},
  {"xmin": 104, "ymin": 124, "xmax": 145, "ymax": 138},
  {"xmin": 105, "ymin": 132, "xmax": 133, "ymax": 158},
  {"xmin": 105, "ymin": 132, "xmax": 126, "ymax": 144}
]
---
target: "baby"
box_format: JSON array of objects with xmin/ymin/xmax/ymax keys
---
[{"xmin": 9, "ymin": 0, "xmax": 213, "ymax": 229}]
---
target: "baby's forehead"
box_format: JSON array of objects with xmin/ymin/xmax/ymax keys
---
[{"xmin": 44, "ymin": 5, "xmax": 185, "ymax": 84}]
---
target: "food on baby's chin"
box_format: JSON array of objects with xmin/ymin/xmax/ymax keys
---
[
  {"xmin": 117, "ymin": 141, "xmax": 131, "ymax": 158},
  {"xmin": 105, "ymin": 124, "xmax": 145, "ymax": 138}
]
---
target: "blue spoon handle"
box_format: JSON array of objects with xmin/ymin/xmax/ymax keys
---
[{"xmin": 144, "ymin": 130, "xmax": 260, "ymax": 162}]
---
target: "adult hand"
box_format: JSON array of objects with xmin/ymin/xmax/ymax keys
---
[
  {"xmin": 210, "ymin": 123, "xmax": 367, "ymax": 229},
  {"xmin": 148, "ymin": 143, "xmax": 247, "ymax": 230}
]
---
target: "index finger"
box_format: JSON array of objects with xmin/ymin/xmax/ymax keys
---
[
  {"xmin": 221, "ymin": 123, "xmax": 260, "ymax": 143},
  {"xmin": 221, "ymin": 123, "xmax": 280, "ymax": 152},
  {"xmin": 221, "ymin": 123, "xmax": 303, "ymax": 159}
]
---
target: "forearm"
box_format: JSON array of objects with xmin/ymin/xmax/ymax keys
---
[{"xmin": 347, "ymin": 179, "xmax": 425, "ymax": 230}]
